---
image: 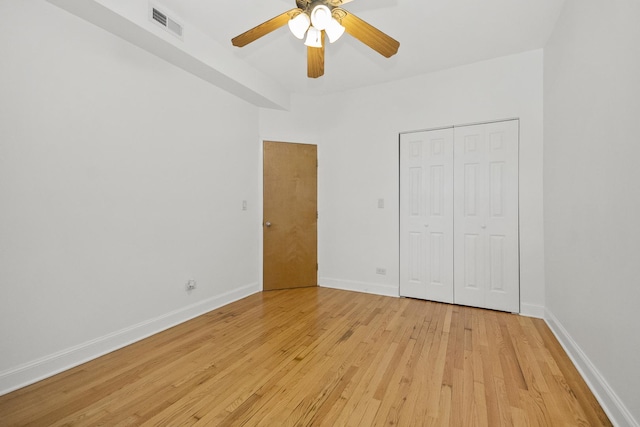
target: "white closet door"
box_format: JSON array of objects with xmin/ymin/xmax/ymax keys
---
[
  {"xmin": 453, "ymin": 120, "xmax": 519, "ymax": 312},
  {"xmin": 400, "ymin": 129, "xmax": 454, "ymax": 303}
]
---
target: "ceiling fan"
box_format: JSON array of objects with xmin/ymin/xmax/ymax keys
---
[{"xmin": 231, "ymin": 0, "xmax": 400, "ymax": 78}]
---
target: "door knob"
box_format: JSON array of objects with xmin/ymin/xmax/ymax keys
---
[{"xmin": 265, "ymin": 221, "xmax": 271, "ymax": 227}]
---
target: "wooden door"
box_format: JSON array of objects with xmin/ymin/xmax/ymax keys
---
[
  {"xmin": 453, "ymin": 120, "xmax": 519, "ymax": 312},
  {"xmin": 263, "ymin": 141, "xmax": 317, "ymax": 290},
  {"xmin": 400, "ymin": 128, "xmax": 454, "ymax": 303}
]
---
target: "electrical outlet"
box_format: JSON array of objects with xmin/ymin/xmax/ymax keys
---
[
  {"xmin": 186, "ymin": 279, "xmax": 197, "ymax": 291},
  {"xmin": 242, "ymin": 200, "xmax": 247, "ymax": 211},
  {"xmin": 376, "ymin": 268, "xmax": 387, "ymax": 275},
  {"xmin": 378, "ymin": 198, "xmax": 385, "ymax": 209}
]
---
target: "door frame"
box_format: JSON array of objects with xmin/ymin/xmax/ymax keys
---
[{"xmin": 258, "ymin": 139, "xmax": 319, "ymax": 291}]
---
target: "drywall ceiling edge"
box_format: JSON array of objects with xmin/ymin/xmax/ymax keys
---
[{"xmin": 47, "ymin": 0, "xmax": 290, "ymax": 110}]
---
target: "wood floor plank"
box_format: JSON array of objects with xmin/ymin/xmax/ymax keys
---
[{"xmin": 0, "ymin": 288, "xmax": 611, "ymax": 426}]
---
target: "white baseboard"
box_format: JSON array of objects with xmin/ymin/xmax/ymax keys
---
[
  {"xmin": 520, "ymin": 302, "xmax": 545, "ymax": 318},
  {"xmin": 319, "ymin": 277, "xmax": 399, "ymax": 298},
  {"xmin": 545, "ymin": 309, "xmax": 639, "ymax": 427},
  {"xmin": 0, "ymin": 282, "xmax": 260, "ymax": 397}
]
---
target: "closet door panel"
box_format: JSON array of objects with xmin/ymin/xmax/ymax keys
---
[
  {"xmin": 400, "ymin": 129, "xmax": 454, "ymax": 303},
  {"xmin": 454, "ymin": 120, "xmax": 519, "ymax": 312}
]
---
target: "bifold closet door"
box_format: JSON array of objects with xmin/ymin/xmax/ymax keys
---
[
  {"xmin": 399, "ymin": 128, "xmax": 454, "ymax": 303},
  {"xmin": 400, "ymin": 120, "xmax": 520, "ymax": 313},
  {"xmin": 453, "ymin": 120, "xmax": 519, "ymax": 312}
]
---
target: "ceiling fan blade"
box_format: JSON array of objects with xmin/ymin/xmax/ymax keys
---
[
  {"xmin": 327, "ymin": 0, "xmax": 356, "ymax": 6},
  {"xmin": 339, "ymin": 10, "xmax": 400, "ymax": 58},
  {"xmin": 232, "ymin": 9, "xmax": 299, "ymax": 47},
  {"xmin": 307, "ymin": 32, "xmax": 325, "ymax": 78}
]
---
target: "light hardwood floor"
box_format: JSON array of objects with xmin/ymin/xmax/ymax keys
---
[{"xmin": 0, "ymin": 288, "xmax": 610, "ymax": 426}]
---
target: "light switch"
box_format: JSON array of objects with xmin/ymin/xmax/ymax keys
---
[{"xmin": 378, "ymin": 198, "xmax": 385, "ymax": 209}]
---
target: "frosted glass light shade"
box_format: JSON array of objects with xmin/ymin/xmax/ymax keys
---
[
  {"xmin": 325, "ymin": 18, "xmax": 345, "ymax": 43},
  {"xmin": 304, "ymin": 26, "xmax": 322, "ymax": 48},
  {"xmin": 288, "ymin": 12, "xmax": 310, "ymax": 39},
  {"xmin": 310, "ymin": 5, "xmax": 331, "ymax": 30}
]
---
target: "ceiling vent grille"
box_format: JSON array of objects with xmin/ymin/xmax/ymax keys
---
[
  {"xmin": 152, "ymin": 8, "xmax": 167, "ymax": 26},
  {"xmin": 149, "ymin": 4, "xmax": 183, "ymax": 39}
]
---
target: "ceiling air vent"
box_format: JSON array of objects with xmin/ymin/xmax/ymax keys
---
[
  {"xmin": 149, "ymin": 4, "xmax": 183, "ymax": 39},
  {"xmin": 152, "ymin": 8, "xmax": 167, "ymax": 26}
]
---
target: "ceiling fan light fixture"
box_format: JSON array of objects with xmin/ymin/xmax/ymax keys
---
[
  {"xmin": 288, "ymin": 12, "xmax": 310, "ymax": 39},
  {"xmin": 325, "ymin": 17, "xmax": 345, "ymax": 43},
  {"xmin": 304, "ymin": 26, "xmax": 323, "ymax": 48},
  {"xmin": 230, "ymin": 0, "xmax": 400, "ymax": 79},
  {"xmin": 310, "ymin": 4, "xmax": 331, "ymax": 31}
]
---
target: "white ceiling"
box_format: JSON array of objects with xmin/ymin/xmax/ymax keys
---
[{"xmin": 155, "ymin": 0, "xmax": 565, "ymax": 96}]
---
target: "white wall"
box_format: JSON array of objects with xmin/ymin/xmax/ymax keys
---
[
  {"xmin": 261, "ymin": 50, "xmax": 546, "ymax": 316},
  {"xmin": 543, "ymin": 1, "xmax": 640, "ymax": 425},
  {"xmin": 0, "ymin": 0, "xmax": 261, "ymax": 394}
]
